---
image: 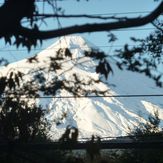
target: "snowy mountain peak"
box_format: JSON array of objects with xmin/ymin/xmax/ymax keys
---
[
  {"xmin": 1, "ymin": 35, "xmax": 163, "ymax": 140},
  {"xmin": 49, "ymin": 35, "xmax": 92, "ymax": 51}
]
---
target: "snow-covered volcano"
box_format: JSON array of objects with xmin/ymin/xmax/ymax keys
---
[{"xmin": 1, "ymin": 35, "xmax": 163, "ymax": 139}]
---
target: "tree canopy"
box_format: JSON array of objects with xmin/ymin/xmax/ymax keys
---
[
  {"xmin": 0, "ymin": 0, "xmax": 162, "ymax": 140},
  {"xmin": 0, "ymin": 1, "xmax": 162, "ymax": 162},
  {"xmin": 0, "ymin": 0, "xmax": 162, "ymax": 85},
  {"xmin": 0, "ymin": 0, "xmax": 162, "ymax": 49}
]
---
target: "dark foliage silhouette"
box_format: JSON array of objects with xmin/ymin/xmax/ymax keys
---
[
  {"xmin": 115, "ymin": 21, "xmax": 163, "ymax": 86},
  {"xmin": 0, "ymin": 0, "xmax": 162, "ymax": 162},
  {"xmin": 0, "ymin": 0, "xmax": 162, "ymax": 50},
  {"xmin": 117, "ymin": 110, "xmax": 163, "ymax": 163}
]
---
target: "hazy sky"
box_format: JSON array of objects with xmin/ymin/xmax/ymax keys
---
[{"xmin": 0, "ymin": 0, "xmax": 160, "ymax": 63}]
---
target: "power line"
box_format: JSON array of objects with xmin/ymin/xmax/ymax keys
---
[
  {"xmin": 114, "ymin": 27, "xmax": 155, "ymax": 31},
  {"xmin": 0, "ymin": 0, "xmax": 155, "ymax": 16},
  {"xmin": 30, "ymin": 94, "xmax": 163, "ymax": 99},
  {"xmin": 0, "ymin": 0, "xmax": 153, "ymax": 15},
  {"xmin": 2, "ymin": 94, "xmax": 163, "ymax": 99},
  {"xmin": 34, "ymin": 11, "xmax": 152, "ymax": 20},
  {"xmin": 1, "ymin": 45, "xmax": 126, "ymax": 52},
  {"xmin": 0, "ymin": 38, "xmax": 156, "ymax": 52},
  {"xmin": 89, "ymin": 11, "xmax": 152, "ymax": 16},
  {"xmin": 35, "ymin": 11, "xmax": 153, "ymax": 20}
]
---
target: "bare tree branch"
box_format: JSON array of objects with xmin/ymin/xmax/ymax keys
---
[
  {"xmin": 17, "ymin": 1, "xmax": 163, "ymax": 40},
  {"xmin": 151, "ymin": 21, "xmax": 163, "ymax": 32},
  {"xmin": 34, "ymin": 13, "xmax": 127, "ymax": 20}
]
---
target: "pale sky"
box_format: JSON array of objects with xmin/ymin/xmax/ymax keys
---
[{"xmin": 0, "ymin": 0, "xmax": 160, "ymax": 63}]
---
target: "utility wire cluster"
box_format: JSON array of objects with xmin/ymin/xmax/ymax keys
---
[{"xmin": 1, "ymin": 94, "xmax": 163, "ymax": 99}]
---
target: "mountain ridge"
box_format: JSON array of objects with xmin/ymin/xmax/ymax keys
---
[{"xmin": 1, "ymin": 35, "xmax": 163, "ymax": 140}]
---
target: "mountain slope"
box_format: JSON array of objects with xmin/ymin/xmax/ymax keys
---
[{"xmin": 1, "ymin": 35, "xmax": 163, "ymax": 139}]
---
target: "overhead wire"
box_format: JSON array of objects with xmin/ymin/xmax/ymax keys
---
[
  {"xmin": 0, "ymin": 2, "xmax": 161, "ymax": 87},
  {"xmin": 1, "ymin": 52, "xmax": 162, "ymax": 100},
  {"xmin": 1, "ymin": 94, "xmax": 163, "ymax": 99},
  {"xmin": 0, "ymin": 36, "xmax": 157, "ymax": 52},
  {"xmin": 0, "ymin": 0, "xmax": 155, "ymax": 16}
]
